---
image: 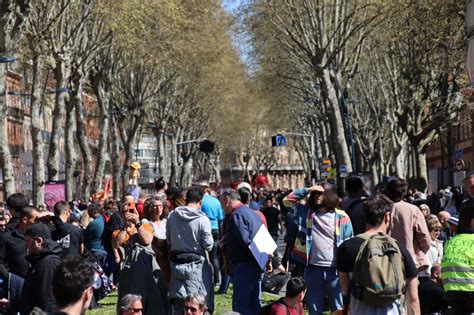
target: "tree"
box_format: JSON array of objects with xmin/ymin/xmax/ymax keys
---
[
  {"xmin": 245, "ymin": 0, "xmax": 382, "ymax": 174},
  {"xmin": 0, "ymin": 0, "xmax": 31, "ymax": 196}
]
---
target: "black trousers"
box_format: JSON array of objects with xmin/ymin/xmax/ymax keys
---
[{"xmin": 262, "ymin": 272, "xmax": 291, "ymax": 294}]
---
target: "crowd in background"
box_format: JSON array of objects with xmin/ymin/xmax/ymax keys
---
[{"xmin": 0, "ymin": 172, "xmax": 471, "ymax": 315}]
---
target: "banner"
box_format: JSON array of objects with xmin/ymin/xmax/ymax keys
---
[{"xmin": 44, "ymin": 182, "xmax": 66, "ymax": 211}]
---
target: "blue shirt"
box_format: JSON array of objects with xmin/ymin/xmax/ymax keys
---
[{"xmin": 201, "ymin": 194, "xmax": 224, "ymax": 230}]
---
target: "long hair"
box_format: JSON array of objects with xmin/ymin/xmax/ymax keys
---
[{"xmin": 307, "ymin": 182, "xmax": 339, "ymax": 212}]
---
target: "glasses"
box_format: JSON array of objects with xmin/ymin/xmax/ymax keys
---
[
  {"xmin": 128, "ymin": 308, "xmax": 142, "ymax": 313},
  {"xmin": 434, "ymin": 229, "xmax": 441, "ymax": 232},
  {"xmin": 313, "ymin": 191, "xmax": 324, "ymax": 196}
]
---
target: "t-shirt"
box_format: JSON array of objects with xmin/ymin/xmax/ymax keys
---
[
  {"xmin": 309, "ymin": 211, "xmax": 336, "ymax": 267},
  {"xmin": 56, "ymin": 222, "xmax": 84, "ymax": 256},
  {"xmin": 337, "ymin": 235, "xmax": 418, "ymax": 315},
  {"xmin": 268, "ymin": 301, "xmax": 304, "ymax": 315},
  {"xmin": 340, "ymin": 197, "xmax": 366, "ymax": 235}
]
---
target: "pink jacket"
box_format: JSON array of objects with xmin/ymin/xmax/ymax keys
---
[{"xmin": 389, "ymin": 201, "xmax": 431, "ymax": 271}]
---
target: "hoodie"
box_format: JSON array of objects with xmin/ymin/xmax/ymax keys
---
[
  {"xmin": 166, "ymin": 206, "xmax": 213, "ymax": 256},
  {"xmin": 19, "ymin": 242, "xmax": 62, "ymax": 315}
]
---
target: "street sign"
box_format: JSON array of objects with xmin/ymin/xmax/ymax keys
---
[
  {"xmin": 454, "ymin": 171, "xmax": 466, "ymax": 187},
  {"xmin": 271, "ymin": 134, "xmax": 287, "ymax": 147},
  {"xmin": 454, "ymin": 148, "xmax": 463, "ymax": 160},
  {"xmin": 455, "ymin": 159, "xmax": 465, "ymax": 171},
  {"xmin": 339, "ymin": 165, "xmax": 348, "ymax": 178}
]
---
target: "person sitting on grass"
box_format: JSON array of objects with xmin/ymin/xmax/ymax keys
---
[{"xmin": 265, "ymin": 277, "xmax": 306, "ymax": 315}]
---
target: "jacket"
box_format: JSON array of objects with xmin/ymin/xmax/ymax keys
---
[
  {"xmin": 284, "ymin": 188, "xmax": 354, "ymax": 265},
  {"xmin": 441, "ymin": 232, "xmax": 474, "ymax": 292},
  {"xmin": 166, "ymin": 206, "xmax": 214, "ymax": 309},
  {"xmin": 118, "ymin": 234, "xmax": 170, "ymax": 315},
  {"xmin": 225, "ymin": 204, "xmax": 262, "ymax": 264},
  {"xmin": 19, "ymin": 242, "xmax": 62, "ymax": 315},
  {"xmin": 389, "ymin": 200, "xmax": 431, "ymax": 270}
]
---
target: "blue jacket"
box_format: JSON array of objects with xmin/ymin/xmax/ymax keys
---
[{"xmin": 226, "ymin": 204, "xmax": 262, "ymax": 264}]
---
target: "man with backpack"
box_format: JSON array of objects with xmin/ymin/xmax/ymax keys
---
[
  {"xmin": 262, "ymin": 277, "xmax": 306, "ymax": 315},
  {"xmin": 337, "ymin": 194, "xmax": 420, "ymax": 314}
]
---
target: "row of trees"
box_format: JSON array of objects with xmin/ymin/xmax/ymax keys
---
[
  {"xmin": 243, "ymin": 0, "xmax": 466, "ymax": 190},
  {"xmin": 0, "ymin": 0, "xmax": 263, "ymax": 204}
]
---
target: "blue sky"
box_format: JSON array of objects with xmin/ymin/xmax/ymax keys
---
[{"xmin": 221, "ymin": 0, "xmax": 254, "ymax": 72}]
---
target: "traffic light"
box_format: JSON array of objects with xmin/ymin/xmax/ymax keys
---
[
  {"xmin": 271, "ymin": 134, "xmax": 287, "ymax": 147},
  {"xmin": 199, "ymin": 140, "xmax": 215, "ymax": 153}
]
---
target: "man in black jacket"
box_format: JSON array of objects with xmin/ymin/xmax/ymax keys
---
[{"xmin": 19, "ymin": 223, "xmax": 62, "ymax": 315}]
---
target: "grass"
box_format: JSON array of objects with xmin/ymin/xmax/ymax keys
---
[{"xmin": 89, "ymin": 286, "xmax": 285, "ymax": 315}]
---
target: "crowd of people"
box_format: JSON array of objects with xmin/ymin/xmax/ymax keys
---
[{"xmin": 0, "ymin": 172, "xmax": 472, "ymax": 315}]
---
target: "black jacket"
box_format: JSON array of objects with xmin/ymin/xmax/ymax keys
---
[{"xmin": 19, "ymin": 243, "xmax": 62, "ymax": 315}]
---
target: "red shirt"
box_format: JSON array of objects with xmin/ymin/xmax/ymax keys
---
[{"xmin": 269, "ymin": 302, "xmax": 304, "ymax": 315}]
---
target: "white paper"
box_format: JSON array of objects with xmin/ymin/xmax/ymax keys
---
[{"xmin": 248, "ymin": 224, "xmax": 278, "ymax": 270}]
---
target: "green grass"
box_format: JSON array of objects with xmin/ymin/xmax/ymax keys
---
[{"xmin": 89, "ymin": 286, "xmax": 283, "ymax": 315}]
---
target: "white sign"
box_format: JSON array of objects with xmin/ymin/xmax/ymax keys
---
[
  {"xmin": 248, "ymin": 224, "xmax": 278, "ymax": 270},
  {"xmin": 454, "ymin": 171, "xmax": 466, "ymax": 188}
]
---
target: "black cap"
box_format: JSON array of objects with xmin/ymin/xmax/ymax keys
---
[{"xmin": 25, "ymin": 223, "xmax": 52, "ymax": 240}]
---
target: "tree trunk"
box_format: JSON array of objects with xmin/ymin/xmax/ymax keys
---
[
  {"xmin": 179, "ymin": 157, "xmax": 193, "ymax": 188},
  {"xmin": 47, "ymin": 58, "xmax": 70, "ymax": 180},
  {"xmin": 157, "ymin": 132, "xmax": 166, "ymax": 178},
  {"xmin": 415, "ymin": 145, "xmax": 428, "ymax": 192},
  {"xmin": 74, "ymin": 76, "xmax": 93, "ymax": 200},
  {"xmin": 169, "ymin": 135, "xmax": 178, "ymax": 186},
  {"xmin": 30, "ymin": 54, "xmax": 45, "ymax": 205},
  {"xmin": 322, "ymin": 69, "xmax": 352, "ymax": 171},
  {"xmin": 110, "ymin": 109, "xmax": 121, "ymax": 199},
  {"xmin": 0, "ymin": 63, "xmax": 16, "ymax": 197},
  {"xmin": 65, "ymin": 87, "xmax": 77, "ymax": 201},
  {"xmin": 91, "ymin": 81, "xmax": 110, "ymax": 193}
]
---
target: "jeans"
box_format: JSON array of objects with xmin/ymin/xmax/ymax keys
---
[
  {"xmin": 232, "ymin": 261, "xmax": 264, "ymax": 315},
  {"xmin": 210, "ymin": 229, "xmax": 221, "ymax": 285},
  {"xmin": 304, "ymin": 265, "xmax": 343, "ymax": 315}
]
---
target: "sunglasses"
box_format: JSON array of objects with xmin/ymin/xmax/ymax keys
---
[
  {"xmin": 434, "ymin": 229, "xmax": 441, "ymax": 232},
  {"xmin": 313, "ymin": 191, "xmax": 324, "ymax": 196},
  {"xmin": 128, "ymin": 308, "xmax": 142, "ymax": 313}
]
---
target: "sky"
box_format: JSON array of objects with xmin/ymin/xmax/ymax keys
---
[{"xmin": 221, "ymin": 0, "xmax": 254, "ymax": 72}]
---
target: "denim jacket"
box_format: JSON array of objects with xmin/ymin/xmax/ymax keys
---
[{"xmin": 284, "ymin": 188, "xmax": 354, "ymax": 265}]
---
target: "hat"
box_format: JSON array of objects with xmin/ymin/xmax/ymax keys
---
[
  {"xmin": 237, "ymin": 182, "xmax": 252, "ymax": 193},
  {"xmin": 25, "ymin": 223, "xmax": 52, "ymax": 240},
  {"xmin": 199, "ymin": 180, "xmax": 210, "ymax": 187},
  {"xmin": 130, "ymin": 162, "xmax": 141, "ymax": 170},
  {"xmin": 447, "ymin": 215, "xmax": 459, "ymax": 226}
]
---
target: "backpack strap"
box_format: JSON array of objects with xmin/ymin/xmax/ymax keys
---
[{"xmin": 345, "ymin": 198, "xmax": 364, "ymax": 215}]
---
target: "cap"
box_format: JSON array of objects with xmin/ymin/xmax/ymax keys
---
[
  {"xmin": 447, "ymin": 215, "xmax": 459, "ymax": 226},
  {"xmin": 25, "ymin": 223, "xmax": 52, "ymax": 240},
  {"xmin": 237, "ymin": 182, "xmax": 252, "ymax": 193}
]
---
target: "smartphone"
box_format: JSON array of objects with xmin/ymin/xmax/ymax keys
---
[{"xmin": 127, "ymin": 201, "xmax": 136, "ymax": 212}]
